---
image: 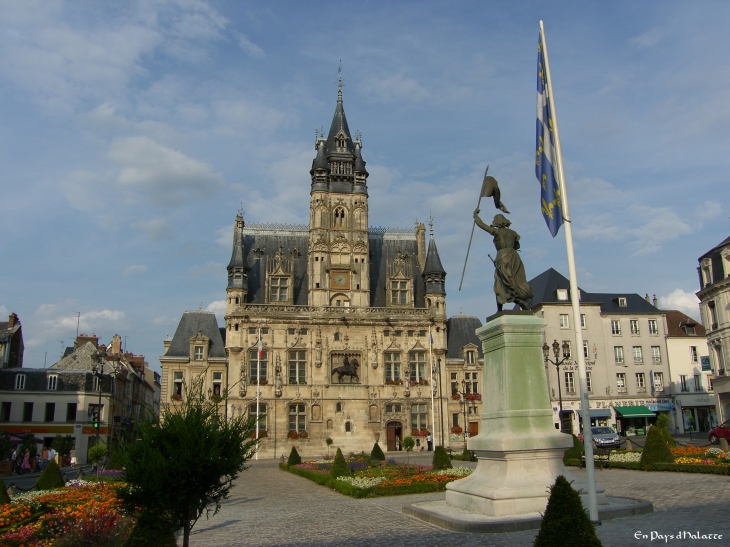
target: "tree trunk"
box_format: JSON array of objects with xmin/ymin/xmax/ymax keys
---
[{"xmin": 183, "ymin": 520, "xmax": 190, "ymax": 547}]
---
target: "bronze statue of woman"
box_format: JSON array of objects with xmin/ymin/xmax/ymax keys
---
[{"xmin": 473, "ymin": 209, "xmax": 533, "ymax": 311}]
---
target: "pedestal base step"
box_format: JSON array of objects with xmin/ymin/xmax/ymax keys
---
[{"xmin": 402, "ymin": 496, "xmax": 653, "ymax": 534}]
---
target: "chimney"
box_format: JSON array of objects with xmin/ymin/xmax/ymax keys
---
[
  {"xmin": 7, "ymin": 313, "xmax": 18, "ymax": 327},
  {"xmin": 75, "ymin": 333, "xmax": 99, "ymax": 349},
  {"xmin": 163, "ymin": 334, "xmax": 172, "ymax": 353},
  {"xmin": 645, "ymin": 294, "xmax": 650, "ymax": 302},
  {"xmin": 415, "ymin": 223, "xmax": 426, "ymax": 272},
  {"xmin": 110, "ymin": 334, "xmax": 122, "ymax": 355},
  {"xmin": 652, "ymin": 294, "xmax": 658, "ymax": 308}
]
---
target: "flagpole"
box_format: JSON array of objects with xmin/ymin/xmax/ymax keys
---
[
  {"xmin": 429, "ymin": 326, "xmax": 436, "ymax": 447},
  {"xmin": 540, "ymin": 20, "xmax": 598, "ymax": 522},
  {"xmin": 255, "ymin": 327, "xmax": 260, "ymax": 461},
  {"xmin": 459, "ymin": 165, "xmax": 489, "ymax": 291}
]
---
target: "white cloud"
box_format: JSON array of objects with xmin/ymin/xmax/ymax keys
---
[
  {"xmin": 627, "ymin": 204, "xmax": 695, "ymax": 256},
  {"xmin": 109, "ymin": 136, "xmax": 225, "ymax": 206},
  {"xmin": 360, "ymin": 71, "xmax": 430, "ymax": 102},
  {"xmin": 659, "ymin": 289, "xmax": 700, "ymax": 320},
  {"xmin": 123, "ymin": 264, "xmax": 148, "ymax": 277},
  {"xmin": 695, "ymin": 200, "xmax": 723, "ymax": 219},
  {"xmin": 131, "ymin": 218, "xmax": 175, "ymax": 241},
  {"xmin": 206, "ymin": 300, "xmax": 226, "ymax": 323},
  {"xmin": 630, "ymin": 28, "xmax": 662, "ymax": 49},
  {"xmin": 152, "ymin": 315, "xmax": 177, "ymax": 326},
  {"xmin": 33, "ymin": 304, "xmax": 128, "ymax": 337},
  {"xmin": 189, "ymin": 262, "xmax": 225, "ymax": 280},
  {"xmin": 236, "ymin": 32, "xmax": 265, "ymax": 59},
  {"xmin": 61, "ymin": 170, "xmax": 110, "ymax": 212}
]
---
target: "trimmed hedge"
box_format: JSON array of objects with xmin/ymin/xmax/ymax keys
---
[
  {"xmin": 640, "ymin": 426, "xmax": 673, "ymax": 466},
  {"xmin": 563, "ymin": 434, "xmax": 583, "ymax": 464},
  {"xmin": 36, "ymin": 459, "xmax": 65, "ymax": 491},
  {"xmin": 564, "ymin": 458, "xmax": 581, "ymax": 467},
  {"xmin": 370, "ymin": 442, "xmax": 385, "ymax": 461},
  {"xmin": 432, "ymin": 446, "xmax": 452, "ymax": 470},
  {"xmin": 652, "ymin": 463, "xmax": 730, "ymax": 475},
  {"xmin": 284, "ymin": 463, "xmax": 331, "ymax": 484},
  {"xmin": 330, "ymin": 448, "xmax": 349, "ymax": 478},
  {"xmin": 288, "ymin": 446, "xmax": 302, "ymax": 467},
  {"xmin": 605, "ymin": 461, "xmax": 643, "ymax": 471}
]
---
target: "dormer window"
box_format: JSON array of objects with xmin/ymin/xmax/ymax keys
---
[
  {"xmin": 391, "ymin": 281, "xmax": 408, "ymax": 305},
  {"xmin": 556, "ymin": 289, "xmax": 568, "ymax": 301},
  {"xmin": 466, "ymin": 350, "xmax": 475, "ymax": 364},
  {"xmin": 618, "ymin": 297, "xmax": 627, "ymax": 307},
  {"xmin": 47, "ymin": 375, "xmax": 58, "ymax": 391},
  {"xmin": 337, "ymin": 134, "xmax": 346, "ymax": 148},
  {"xmin": 194, "ymin": 346, "xmax": 204, "ymax": 360},
  {"xmin": 15, "ymin": 374, "xmax": 25, "ymax": 390},
  {"xmin": 269, "ymin": 277, "xmax": 289, "ymax": 302}
]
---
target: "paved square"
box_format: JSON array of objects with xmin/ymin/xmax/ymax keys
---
[{"xmin": 190, "ymin": 456, "xmax": 730, "ymax": 547}]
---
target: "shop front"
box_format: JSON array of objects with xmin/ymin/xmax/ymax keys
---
[
  {"xmin": 588, "ymin": 409, "xmax": 613, "ymax": 428},
  {"xmin": 615, "ymin": 405, "xmax": 655, "ymax": 436},
  {"xmin": 675, "ymin": 393, "xmax": 718, "ymax": 434}
]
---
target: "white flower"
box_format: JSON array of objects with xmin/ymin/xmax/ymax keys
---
[
  {"xmin": 431, "ymin": 466, "xmax": 473, "ymax": 477},
  {"xmin": 609, "ymin": 451, "xmax": 642, "ymax": 463},
  {"xmin": 706, "ymin": 447, "xmax": 723, "ymax": 457},
  {"xmin": 336, "ymin": 476, "xmax": 387, "ymax": 488}
]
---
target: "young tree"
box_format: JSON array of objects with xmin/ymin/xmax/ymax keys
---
[
  {"xmin": 402, "ymin": 436, "xmax": 415, "ymax": 471},
  {"xmin": 118, "ymin": 375, "xmax": 259, "ymax": 547},
  {"xmin": 87, "ymin": 442, "xmax": 107, "ymax": 482},
  {"xmin": 325, "ymin": 437, "xmax": 333, "ymax": 458}
]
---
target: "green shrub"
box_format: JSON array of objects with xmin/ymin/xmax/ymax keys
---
[
  {"xmin": 330, "ymin": 448, "xmax": 349, "ymax": 479},
  {"xmin": 285, "ymin": 464, "xmax": 330, "ymax": 485},
  {"xmin": 36, "ymin": 458, "xmax": 65, "ymax": 491},
  {"xmin": 370, "ymin": 442, "xmax": 385, "ymax": 461},
  {"xmin": 287, "ymin": 446, "xmax": 302, "ymax": 467},
  {"xmin": 564, "ymin": 458, "xmax": 581, "ymax": 467},
  {"xmin": 655, "ymin": 415, "xmax": 676, "ymax": 448},
  {"xmin": 652, "ymin": 463, "xmax": 730, "ymax": 475},
  {"xmin": 88, "ymin": 443, "xmax": 108, "ymax": 466},
  {"xmin": 0, "ymin": 478, "xmax": 10, "ymax": 505},
  {"xmin": 606, "ymin": 461, "xmax": 643, "ymax": 471},
  {"xmin": 563, "ymin": 434, "xmax": 583, "ymax": 464},
  {"xmin": 432, "ymin": 446, "xmax": 452, "ymax": 470},
  {"xmin": 640, "ymin": 426, "xmax": 673, "ymax": 466},
  {"xmin": 123, "ymin": 512, "xmax": 176, "ymax": 547},
  {"xmin": 534, "ymin": 475, "xmax": 603, "ymax": 547},
  {"xmin": 106, "ymin": 452, "xmax": 124, "ymax": 471}
]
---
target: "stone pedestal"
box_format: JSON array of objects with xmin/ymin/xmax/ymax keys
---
[{"xmin": 446, "ymin": 312, "xmax": 605, "ymax": 516}]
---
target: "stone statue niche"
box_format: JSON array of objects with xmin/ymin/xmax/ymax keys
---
[{"xmin": 330, "ymin": 352, "xmax": 361, "ymax": 384}]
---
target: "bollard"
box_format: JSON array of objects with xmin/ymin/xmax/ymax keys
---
[
  {"xmin": 625, "ymin": 439, "xmax": 634, "ymax": 452},
  {"xmin": 720, "ymin": 438, "xmax": 729, "ymax": 452}
]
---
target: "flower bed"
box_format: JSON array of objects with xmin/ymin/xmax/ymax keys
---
[
  {"xmin": 282, "ymin": 457, "xmax": 472, "ymax": 498},
  {"xmin": 0, "ymin": 483, "xmax": 131, "ymax": 546}
]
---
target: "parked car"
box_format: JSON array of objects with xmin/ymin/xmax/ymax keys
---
[
  {"xmin": 708, "ymin": 420, "xmax": 730, "ymax": 444},
  {"xmin": 590, "ymin": 427, "xmax": 621, "ymax": 449}
]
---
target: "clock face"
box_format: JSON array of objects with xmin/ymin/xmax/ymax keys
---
[{"xmin": 330, "ymin": 270, "xmax": 350, "ymax": 289}]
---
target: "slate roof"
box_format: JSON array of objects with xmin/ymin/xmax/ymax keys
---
[
  {"xmin": 526, "ymin": 268, "xmax": 662, "ymax": 315},
  {"xmin": 446, "ymin": 315, "xmax": 484, "ymax": 358},
  {"xmin": 423, "ymin": 235, "xmax": 446, "ymax": 275},
  {"xmin": 664, "ymin": 309, "xmax": 706, "ymax": 338},
  {"xmin": 0, "ymin": 368, "xmax": 91, "ymax": 392},
  {"xmin": 369, "ymin": 233, "xmax": 426, "ymax": 308},
  {"xmin": 324, "ymin": 94, "xmax": 355, "ymax": 157},
  {"xmin": 165, "ymin": 310, "xmax": 226, "ymax": 359},
  {"xmin": 698, "ymin": 234, "xmax": 730, "ymax": 289},
  {"xmin": 50, "ymin": 342, "xmax": 117, "ymax": 374}
]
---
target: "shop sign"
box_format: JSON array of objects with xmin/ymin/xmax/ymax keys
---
[
  {"xmin": 701, "ymin": 356, "xmax": 711, "ymax": 371},
  {"xmin": 81, "ymin": 427, "xmax": 108, "ymax": 435},
  {"xmin": 646, "ymin": 403, "xmax": 674, "ymax": 411},
  {"xmin": 678, "ymin": 394, "xmax": 715, "ymax": 406}
]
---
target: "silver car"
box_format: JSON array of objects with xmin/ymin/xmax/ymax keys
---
[{"xmin": 591, "ymin": 427, "xmax": 620, "ymax": 449}]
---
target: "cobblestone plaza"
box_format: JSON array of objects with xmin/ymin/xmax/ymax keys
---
[{"xmin": 189, "ymin": 454, "xmax": 730, "ymax": 547}]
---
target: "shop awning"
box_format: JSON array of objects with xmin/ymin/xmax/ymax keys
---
[
  {"xmin": 615, "ymin": 406, "xmax": 655, "ymax": 418},
  {"xmin": 589, "ymin": 409, "xmax": 612, "ymax": 418}
]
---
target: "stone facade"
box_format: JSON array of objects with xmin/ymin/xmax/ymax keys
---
[
  {"xmin": 697, "ymin": 235, "xmax": 730, "ymax": 422},
  {"xmin": 161, "ymin": 88, "xmax": 453, "ymax": 457}
]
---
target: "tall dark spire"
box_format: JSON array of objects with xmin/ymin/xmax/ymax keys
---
[
  {"xmin": 227, "ymin": 214, "xmax": 250, "ymax": 291},
  {"xmin": 423, "ymin": 221, "xmax": 446, "ymax": 295}
]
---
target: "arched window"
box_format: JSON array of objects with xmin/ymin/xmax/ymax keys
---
[
  {"xmin": 345, "ymin": 421, "xmax": 351, "ymax": 432},
  {"xmin": 234, "ymin": 324, "xmax": 239, "ymax": 331},
  {"xmin": 235, "ymin": 296, "xmax": 239, "ymax": 304},
  {"xmin": 338, "ymin": 135, "xmax": 346, "ymax": 148},
  {"xmin": 334, "ymin": 207, "xmax": 346, "ymax": 226},
  {"xmin": 336, "ymin": 402, "xmax": 343, "ymax": 412}
]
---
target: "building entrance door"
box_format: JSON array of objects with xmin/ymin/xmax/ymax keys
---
[
  {"xmin": 386, "ymin": 422, "xmax": 402, "ymax": 451},
  {"xmin": 469, "ymin": 421, "xmax": 479, "ymax": 437}
]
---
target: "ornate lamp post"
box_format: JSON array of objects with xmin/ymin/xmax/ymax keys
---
[
  {"xmin": 90, "ymin": 348, "xmax": 121, "ymax": 446},
  {"xmin": 542, "ymin": 339, "xmax": 571, "ymax": 433}
]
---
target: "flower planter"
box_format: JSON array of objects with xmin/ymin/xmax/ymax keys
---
[{"xmin": 0, "ymin": 461, "xmax": 11, "ymax": 476}]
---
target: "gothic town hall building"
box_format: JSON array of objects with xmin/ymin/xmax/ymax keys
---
[{"xmin": 160, "ymin": 89, "xmax": 482, "ymax": 457}]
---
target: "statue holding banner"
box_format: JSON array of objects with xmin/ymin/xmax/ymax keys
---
[{"xmin": 473, "ymin": 209, "xmax": 533, "ymax": 311}]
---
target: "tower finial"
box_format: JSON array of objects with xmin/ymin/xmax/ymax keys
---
[
  {"xmin": 337, "ymin": 61, "xmax": 344, "ymax": 102},
  {"xmin": 428, "ymin": 212, "xmax": 434, "ymax": 235},
  {"xmin": 238, "ymin": 202, "xmax": 245, "ymax": 218}
]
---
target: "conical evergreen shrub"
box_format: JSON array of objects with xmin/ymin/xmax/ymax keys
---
[
  {"xmin": 287, "ymin": 446, "xmax": 302, "ymax": 467},
  {"xmin": 534, "ymin": 475, "xmax": 603, "ymax": 547},
  {"xmin": 432, "ymin": 446, "xmax": 452, "ymax": 470},
  {"xmin": 36, "ymin": 458, "xmax": 65, "ymax": 491},
  {"xmin": 0, "ymin": 479, "xmax": 10, "ymax": 505},
  {"xmin": 330, "ymin": 448, "xmax": 349, "ymax": 479},
  {"xmin": 655, "ymin": 414, "xmax": 676, "ymax": 448},
  {"xmin": 105, "ymin": 451, "xmax": 124, "ymax": 470},
  {"xmin": 640, "ymin": 425, "xmax": 673, "ymax": 466},
  {"xmin": 370, "ymin": 442, "xmax": 385, "ymax": 461},
  {"xmin": 563, "ymin": 434, "xmax": 583, "ymax": 463}
]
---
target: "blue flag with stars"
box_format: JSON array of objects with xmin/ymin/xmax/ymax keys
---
[{"xmin": 536, "ymin": 31, "xmax": 564, "ymax": 237}]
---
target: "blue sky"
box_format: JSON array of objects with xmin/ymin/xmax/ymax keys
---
[{"xmin": 1, "ymin": 1, "xmax": 728, "ymax": 371}]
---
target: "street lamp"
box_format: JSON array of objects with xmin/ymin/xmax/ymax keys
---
[
  {"xmin": 458, "ymin": 379, "xmax": 478, "ymax": 446},
  {"xmin": 91, "ymin": 348, "xmax": 121, "ymax": 447},
  {"xmin": 543, "ymin": 339, "xmax": 571, "ymax": 433}
]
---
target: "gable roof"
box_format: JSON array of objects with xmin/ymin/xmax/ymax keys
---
[
  {"xmin": 664, "ymin": 309, "xmax": 706, "ymax": 338},
  {"xmin": 50, "ymin": 342, "xmax": 116, "ymax": 374}
]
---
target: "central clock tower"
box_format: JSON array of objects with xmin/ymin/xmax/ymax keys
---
[{"xmin": 308, "ymin": 82, "xmax": 370, "ymax": 308}]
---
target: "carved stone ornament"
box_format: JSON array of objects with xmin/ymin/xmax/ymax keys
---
[
  {"xmin": 315, "ymin": 328, "xmax": 323, "ymax": 367},
  {"xmin": 370, "ymin": 329, "xmax": 378, "ymax": 369},
  {"xmin": 274, "ymin": 354, "xmax": 283, "ymax": 397},
  {"xmin": 239, "ymin": 364, "xmax": 247, "ymax": 397}
]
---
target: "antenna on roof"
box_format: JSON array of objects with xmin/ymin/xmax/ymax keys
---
[
  {"xmin": 75, "ymin": 312, "xmax": 81, "ymax": 338},
  {"xmin": 57, "ymin": 340, "xmax": 64, "ymax": 359},
  {"xmin": 200, "ymin": 301, "xmax": 203, "ymax": 310}
]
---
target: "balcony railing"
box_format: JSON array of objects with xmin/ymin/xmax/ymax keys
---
[
  {"xmin": 637, "ymin": 387, "xmax": 647, "ymax": 393},
  {"xmin": 617, "ymin": 387, "xmax": 627, "ymax": 393}
]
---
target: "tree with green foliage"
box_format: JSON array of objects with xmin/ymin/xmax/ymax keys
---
[
  {"xmin": 51, "ymin": 435, "xmax": 74, "ymax": 459},
  {"xmin": 563, "ymin": 434, "xmax": 583, "ymax": 463},
  {"xmin": 370, "ymin": 442, "xmax": 385, "ymax": 461},
  {"xmin": 0, "ymin": 433, "xmax": 13, "ymax": 462},
  {"xmin": 88, "ymin": 442, "xmax": 107, "ymax": 482},
  {"xmin": 654, "ymin": 414, "xmax": 676, "ymax": 448},
  {"xmin": 534, "ymin": 475, "xmax": 603, "ymax": 547},
  {"xmin": 402, "ymin": 436, "xmax": 415, "ymax": 470},
  {"xmin": 432, "ymin": 446, "xmax": 452, "ymax": 470},
  {"xmin": 36, "ymin": 458, "xmax": 65, "ymax": 491},
  {"xmin": 117, "ymin": 373, "xmax": 259, "ymax": 547},
  {"xmin": 288, "ymin": 446, "xmax": 302, "ymax": 466},
  {"xmin": 105, "ymin": 451, "xmax": 124, "ymax": 471},
  {"xmin": 325, "ymin": 438, "xmax": 333, "ymax": 458},
  {"xmin": 20, "ymin": 433, "xmax": 37, "ymax": 459},
  {"xmin": 0, "ymin": 479, "xmax": 10, "ymax": 505},
  {"xmin": 640, "ymin": 424, "xmax": 673, "ymax": 467},
  {"xmin": 330, "ymin": 448, "xmax": 349, "ymax": 479}
]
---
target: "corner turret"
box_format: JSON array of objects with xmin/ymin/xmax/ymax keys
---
[
  {"xmin": 423, "ymin": 222, "xmax": 447, "ymax": 315},
  {"xmin": 226, "ymin": 214, "xmax": 249, "ymax": 314}
]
